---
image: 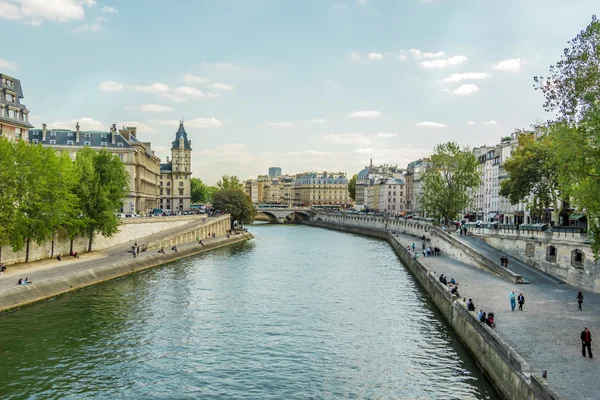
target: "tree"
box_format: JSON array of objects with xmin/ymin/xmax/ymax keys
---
[
  {"xmin": 420, "ymin": 142, "xmax": 480, "ymax": 225},
  {"xmin": 211, "ymin": 188, "xmax": 256, "ymax": 228},
  {"xmin": 74, "ymin": 148, "xmax": 129, "ymax": 252},
  {"xmin": 190, "ymin": 178, "xmax": 208, "ymax": 203},
  {"xmin": 216, "ymin": 175, "xmax": 243, "ymax": 190},
  {"xmin": 499, "ymin": 132, "xmax": 569, "ymax": 225},
  {"xmin": 205, "ymin": 186, "xmax": 219, "ymax": 204},
  {"xmin": 348, "ymin": 174, "xmax": 357, "ymax": 202},
  {"xmin": 0, "ymin": 138, "xmax": 18, "ymax": 263},
  {"xmin": 534, "ymin": 15, "xmax": 600, "ymax": 123}
]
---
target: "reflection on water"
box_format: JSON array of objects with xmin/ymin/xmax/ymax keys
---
[{"xmin": 0, "ymin": 224, "xmax": 498, "ymax": 399}]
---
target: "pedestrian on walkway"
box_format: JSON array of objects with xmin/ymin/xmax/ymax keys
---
[
  {"xmin": 581, "ymin": 327, "xmax": 593, "ymax": 358},
  {"xmin": 577, "ymin": 291, "xmax": 584, "ymax": 311},
  {"xmin": 517, "ymin": 293, "xmax": 525, "ymax": 311},
  {"xmin": 412, "ymin": 243, "xmax": 415, "ymax": 251},
  {"xmin": 509, "ymin": 290, "xmax": 517, "ymax": 311}
]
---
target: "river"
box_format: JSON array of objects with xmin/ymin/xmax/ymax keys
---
[{"xmin": 0, "ymin": 224, "xmax": 499, "ymax": 399}]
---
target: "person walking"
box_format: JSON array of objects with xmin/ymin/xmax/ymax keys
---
[
  {"xmin": 577, "ymin": 291, "xmax": 584, "ymax": 311},
  {"xmin": 509, "ymin": 290, "xmax": 517, "ymax": 311},
  {"xmin": 412, "ymin": 243, "xmax": 415, "ymax": 251},
  {"xmin": 517, "ymin": 293, "xmax": 525, "ymax": 311},
  {"xmin": 581, "ymin": 327, "xmax": 593, "ymax": 358}
]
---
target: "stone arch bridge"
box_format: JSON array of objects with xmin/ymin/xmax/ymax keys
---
[{"xmin": 255, "ymin": 207, "xmax": 311, "ymax": 224}]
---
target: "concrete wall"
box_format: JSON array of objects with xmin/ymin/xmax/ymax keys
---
[
  {"xmin": 0, "ymin": 231, "xmax": 252, "ymax": 314},
  {"xmin": 306, "ymin": 217, "xmax": 562, "ymax": 400},
  {"xmin": 481, "ymin": 235, "xmax": 600, "ymax": 293},
  {"xmin": 0, "ymin": 215, "xmax": 205, "ymax": 266}
]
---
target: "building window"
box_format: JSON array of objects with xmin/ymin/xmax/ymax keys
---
[
  {"xmin": 117, "ymin": 142, "xmax": 124, "ymax": 147},
  {"xmin": 160, "ymin": 189, "xmax": 164, "ymax": 195},
  {"xmin": 84, "ymin": 141, "xmax": 91, "ymax": 146},
  {"xmin": 49, "ymin": 140, "xmax": 56, "ymax": 145},
  {"xmin": 67, "ymin": 140, "xmax": 74, "ymax": 145},
  {"xmin": 68, "ymin": 132, "xmax": 73, "ymax": 137},
  {"xmin": 160, "ymin": 181, "xmax": 163, "ymax": 186},
  {"xmin": 546, "ymin": 246, "xmax": 557, "ymax": 263},
  {"xmin": 101, "ymin": 142, "xmax": 107, "ymax": 147},
  {"xmin": 6, "ymin": 93, "xmax": 14, "ymax": 102},
  {"xmin": 10, "ymin": 109, "xmax": 17, "ymax": 118},
  {"xmin": 179, "ymin": 182, "xmax": 183, "ymax": 187},
  {"xmin": 179, "ymin": 189, "xmax": 184, "ymax": 195},
  {"xmin": 167, "ymin": 182, "xmax": 170, "ymax": 187},
  {"xmin": 85, "ymin": 133, "xmax": 90, "ymax": 138},
  {"xmin": 118, "ymin": 154, "xmax": 124, "ymax": 162},
  {"xmin": 571, "ymin": 249, "xmax": 584, "ymax": 268},
  {"xmin": 179, "ymin": 199, "xmax": 183, "ymax": 204},
  {"xmin": 32, "ymin": 139, "xmax": 38, "ymax": 144},
  {"xmin": 167, "ymin": 190, "xmax": 171, "ymax": 195},
  {"xmin": 101, "ymin": 134, "xmax": 107, "ymax": 139},
  {"xmin": 15, "ymin": 128, "xmax": 21, "ymax": 136},
  {"xmin": 50, "ymin": 131, "xmax": 56, "ymax": 136}
]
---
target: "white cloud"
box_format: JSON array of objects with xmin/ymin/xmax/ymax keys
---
[
  {"xmin": 183, "ymin": 74, "xmax": 209, "ymax": 84},
  {"xmin": 150, "ymin": 118, "xmax": 223, "ymax": 129},
  {"xmin": 421, "ymin": 55, "xmax": 468, "ymax": 69},
  {"xmin": 102, "ymin": 6, "xmax": 117, "ymax": 13},
  {"xmin": 312, "ymin": 119, "xmax": 327, "ymax": 123},
  {"xmin": 368, "ymin": 52, "xmax": 383, "ymax": 61},
  {"xmin": 409, "ymin": 49, "xmax": 422, "ymax": 58},
  {"xmin": 264, "ymin": 122, "xmax": 294, "ymax": 128},
  {"xmin": 0, "ymin": 0, "xmax": 88, "ymax": 25},
  {"xmin": 322, "ymin": 133, "xmax": 372, "ymax": 145},
  {"xmin": 467, "ymin": 121, "xmax": 475, "ymax": 125},
  {"xmin": 207, "ymin": 92, "xmax": 220, "ymax": 98},
  {"xmin": 423, "ymin": 51, "xmax": 445, "ymax": 59},
  {"xmin": 47, "ymin": 117, "xmax": 105, "ymax": 131},
  {"xmin": 350, "ymin": 53, "xmax": 361, "ymax": 62},
  {"xmin": 212, "ymin": 82, "xmax": 235, "ymax": 91},
  {"xmin": 116, "ymin": 121, "xmax": 157, "ymax": 134},
  {"xmin": 453, "ymin": 84, "xmax": 480, "ymax": 96},
  {"xmin": 174, "ymin": 86, "xmax": 204, "ymax": 97},
  {"xmin": 398, "ymin": 54, "xmax": 408, "ymax": 60},
  {"xmin": 135, "ymin": 83, "xmax": 169, "ymax": 93},
  {"xmin": 483, "ymin": 120, "xmax": 498, "ymax": 125},
  {"xmin": 416, "ymin": 121, "xmax": 447, "ymax": 128},
  {"xmin": 440, "ymin": 72, "xmax": 491, "ymax": 83},
  {"xmin": 98, "ymin": 80, "xmax": 123, "ymax": 92},
  {"xmin": 73, "ymin": 16, "xmax": 105, "ymax": 33},
  {"xmin": 0, "ymin": 58, "xmax": 18, "ymax": 71},
  {"xmin": 374, "ymin": 133, "xmax": 398, "ymax": 138},
  {"xmin": 349, "ymin": 110, "xmax": 381, "ymax": 118},
  {"xmin": 494, "ymin": 58, "xmax": 522, "ymax": 73},
  {"xmin": 127, "ymin": 104, "xmax": 174, "ymax": 113}
]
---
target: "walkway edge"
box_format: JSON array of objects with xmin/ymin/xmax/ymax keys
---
[
  {"xmin": 304, "ymin": 220, "xmax": 562, "ymax": 400},
  {"xmin": 0, "ymin": 233, "xmax": 253, "ymax": 314}
]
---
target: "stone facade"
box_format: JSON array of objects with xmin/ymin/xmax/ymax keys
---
[
  {"xmin": 0, "ymin": 73, "xmax": 33, "ymax": 141},
  {"xmin": 159, "ymin": 121, "xmax": 192, "ymax": 211},
  {"xmin": 294, "ymin": 172, "xmax": 349, "ymax": 206}
]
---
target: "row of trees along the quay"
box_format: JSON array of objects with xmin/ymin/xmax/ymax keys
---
[
  {"xmin": 0, "ymin": 139, "xmax": 128, "ymax": 263},
  {"xmin": 421, "ymin": 142, "xmax": 481, "ymax": 226},
  {"xmin": 210, "ymin": 175, "xmax": 255, "ymax": 229},
  {"xmin": 190, "ymin": 177, "xmax": 218, "ymax": 204}
]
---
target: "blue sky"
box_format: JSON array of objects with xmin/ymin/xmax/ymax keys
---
[{"xmin": 0, "ymin": 0, "xmax": 597, "ymax": 184}]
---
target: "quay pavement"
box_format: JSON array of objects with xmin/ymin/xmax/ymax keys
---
[{"xmin": 394, "ymin": 231, "xmax": 600, "ymax": 400}]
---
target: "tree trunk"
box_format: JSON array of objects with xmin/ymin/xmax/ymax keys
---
[
  {"xmin": 51, "ymin": 232, "xmax": 55, "ymax": 259},
  {"xmin": 70, "ymin": 237, "xmax": 74, "ymax": 254},
  {"xmin": 0, "ymin": 246, "xmax": 2, "ymax": 264},
  {"xmin": 26, "ymin": 236, "xmax": 30, "ymax": 263},
  {"xmin": 88, "ymin": 230, "xmax": 93, "ymax": 253}
]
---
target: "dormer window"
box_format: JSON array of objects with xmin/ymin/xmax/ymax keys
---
[
  {"xmin": 32, "ymin": 139, "xmax": 38, "ymax": 144},
  {"xmin": 101, "ymin": 134, "xmax": 107, "ymax": 139},
  {"xmin": 49, "ymin": 140, "xmax": 56, "ymax": 145},
  {"xmin": 84, "ymin": 141, "xmax": 91, "ymax": 146},
  {"xmin": 68, "ymin": 132, "xmax": 73, "ymax": 137},
  {"xmin": 33, "ymin": 131, "xmax": 39, "ymax": 136},
  {"xmin": 85, "ymin": 133, "xmax": 91, "ymax": 138},
  {"xmin": 101, "ymin": 142, "xmax": 107, "ymax": 147},
  {"xmin": 50, "ymin": 131, "xmax": 56, "ymax": 136},
  {"xmin": 117, "ymin": 142, "xmax": 123, "ymax": 147},
  {"xmin": 67, "ymin": 140, "xmax": 74, "ymax": 145}
]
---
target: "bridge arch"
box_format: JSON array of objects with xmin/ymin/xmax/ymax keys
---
[{"xmin": 254, "ymin": 208, "xmax": 311, "ymax": 224}]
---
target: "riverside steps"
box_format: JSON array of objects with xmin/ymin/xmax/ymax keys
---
[
  {"xmin": 306, "ymin": 212, "xmax": 599, "ymax": 400},
  {"xmin": 0, "ymin": 215, "xmax": 253, "ymax": 313}
]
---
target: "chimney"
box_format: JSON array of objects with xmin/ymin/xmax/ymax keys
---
[
  {"xmin": 75, "ymin": 122, "xmax": 80, "ymax": 143},
  {"xmin": 111, "ymin": 124, "xmax": 117, "ymax": 144},
  {"xmin": 129, "ymin": 126, "xmax": 137, "ymax": 139},
  {"xmin": 42, "ymin": 123, "xmax": 47, "ymax": 141}
]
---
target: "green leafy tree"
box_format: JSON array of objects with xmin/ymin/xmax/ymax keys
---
[
  {"xmin": 74, "ymin": 148, "xmax": 129, "ymax": 252},
  {"xmin": 211, "ymin": 188, "xmax": 256, "ymax": 228},
  {"xmin": 420, "ymin": 142, "xmax": 480, "ymax": 225},
  {"xmin": 205, "ymin": 186, "xmax": 219, "ymax": 204},
  {"xmin": 190, "ymin": 178, "xmax": 208, "ymax": 203},
  {"xmin": 348, "ymin": 174, "xmax": 357, "ymax": 202},
  {"xmin": 0, "ymin": 138, "xmax": 18, "ymax": 262},
  {"xmin": 534, "ymin": 15, "xmax": 600, "ymax": 123},
  {"xmin": 216, "ymin": 175, "xmax": 243, "ymax": 190},
  {"xmin": 499, "ymin": 132, "xmax": 569, "ymax": 225}
]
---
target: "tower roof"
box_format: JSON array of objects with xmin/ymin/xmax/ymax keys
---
[{"xmin": 171, "ymin": 120, "xmax": 191, "ymax": 150}]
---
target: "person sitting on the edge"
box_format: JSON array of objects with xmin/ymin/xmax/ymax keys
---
[
  {"xmin": 478, "ymin": 310, "xmax": 485, "ymax": 322},
  {"xmin": 467, "ymin": 299, "xmax": 476, "ymax": 312},
  {"xmin": 449, "ymin": 278, "xmax": 457, "ymax": 285},
  {"xmin": 25, "ymin": 278, "xmax": 32, "ymax": 284},
  {"xmin": 18, "ymin": 278, "xmax": 22, "ymax": 285}
]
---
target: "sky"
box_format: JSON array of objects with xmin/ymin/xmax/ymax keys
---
[{"xmin": 0, "ymin": 0, "xmax": 597, "ymax": 184}]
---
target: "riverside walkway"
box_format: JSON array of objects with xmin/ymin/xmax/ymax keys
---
[
  {"xmin": 0, "ymin": 218, "xmax": 243, "ymax": 295},
  {"xmin": 395, "ymin": 231, "xmax": 600, "ymax": 400}
]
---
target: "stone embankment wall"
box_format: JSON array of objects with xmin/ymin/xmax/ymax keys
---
[
  {"xmin": 0, "ymin": 215, "xmax": 206, "ymax": 266},
  {"xmin": 471, "ymin": 231, "xmax": 600, "ymax": 293},
  {"xmin": 306, "ymin": 216, "xmax": 561, "ymax": 400},
  {"xmin": 0, "ymin": 229, "xmax": 252, "ymax": 314},
  {"xmin": 313, "ymin": 212, "xmax": 523, "ymax": 283}
]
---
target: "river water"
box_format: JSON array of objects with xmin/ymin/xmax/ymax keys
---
[{"xmin": 0, "ymin": 224, "xmax": 499, "ymax": 399}]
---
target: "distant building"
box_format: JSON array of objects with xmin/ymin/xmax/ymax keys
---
[
  {"xmin": 243, "ymin": 179, "xmax": 259, "ymax": 204},
  {"xmin": 28, "ymin": 123, "xmax": 161, "ymax": 214},
  {"xmin": 268, "ymin": 167, "xmax": 282, "ymax": 178},
  {"xmin": 159, "ymin": 121, "xmax": 192, "ymax": 211},
  {"xmin": 294, "ymin": 172, "xmax": 349, "ymax": 206},
  {"xmin": 378, "ymin": 178, "xmax": 406, "ymax": 214},
  {"xmin": 355, "ymin": 160, "xmax": 404, "ymax": 210},
  {"xmin": 0, "ymin": 73, "xmax": 33, "ymax": 141},
  {"xmin": 404, "ymin": 158, "xmax": 430, "ymax": 214}
]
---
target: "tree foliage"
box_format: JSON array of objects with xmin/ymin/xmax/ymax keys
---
[
  {"xmin": 420, "ymin": 142, "xmax": 480, "ymax": 225},
  {"xmin": 216, "ymin": 175, "xmax": 243, "ymax": 190},
  {"xmin": 348, "ymin": 174, "xmax": 357, "ymax": 202},
  {"xmin": 191, "ymin": 178, "xmax": 207, "ymax": 203},
  {"xmin": 534, "ymin": 15, "xmax": 600, "ymax": 123},
  {"xmin": 211, "ymin": 188, "xmax": 256, "ymax": 227},
  {"xmin": 499, "ymin": 132, "xmax": 569, "ymax": 224}
]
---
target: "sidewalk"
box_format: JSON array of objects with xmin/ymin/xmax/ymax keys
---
[
  {"xmin": 395, "ymin": 232, "xmax": 600, "ymax": 400},
  {"xmin": 0, "ymin": 218, "xmax": 228, "ymax": 293}
]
